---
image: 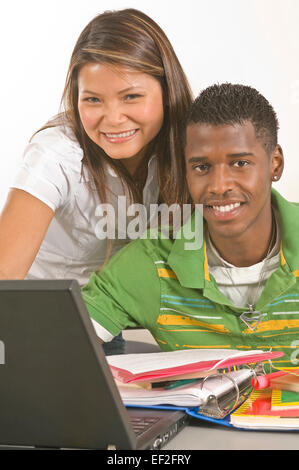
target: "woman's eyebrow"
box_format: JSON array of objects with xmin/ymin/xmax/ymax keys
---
[
  {"xmin": 117, "ymin": 85, "xmax": 144, "ymax": 94},
  {"xmin": 80, "ymin": 85, "xmax": 144, "ymax": 96},
  {"xmin": 80, "ymin": 89, "xmax": 101, "ymax": 95}
]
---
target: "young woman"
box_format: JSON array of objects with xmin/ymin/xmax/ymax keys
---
[{"xmin": 0, "ymin": 9, "xmax": 193, "ymax": 353}]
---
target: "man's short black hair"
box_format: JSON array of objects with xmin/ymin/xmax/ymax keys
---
[{"xmin": 185, "ymin": 83, "xmax": 279, "ymax": 154}]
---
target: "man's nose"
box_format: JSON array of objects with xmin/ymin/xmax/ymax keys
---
[{"xmin": 208, "ymin": 165, "xmax": 233, "ymax": 195}]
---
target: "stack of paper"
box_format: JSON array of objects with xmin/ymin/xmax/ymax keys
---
[
  {"xmin": 117, "ymin": 369, "xmax": 253, "ymax": 407},
  {"xmin": 107, "ymin": 348, "xmax": 284, "ymax": 419}
]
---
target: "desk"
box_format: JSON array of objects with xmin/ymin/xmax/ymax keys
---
[
  {"xmin": 123, "ymin": 329, "xmax": 299, "ymax": 451},
  {"xmin": 163, "ymin": 420, "xmax": 299, "ymax": 450}
]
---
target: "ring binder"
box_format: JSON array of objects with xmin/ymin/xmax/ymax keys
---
[
  {"xmin": 196, "ymin": 362, "xmax": 265, "ymax": 419},
  {"xmin": 110, "ymin": 349, "xmax": 285, "ymax": 421}
]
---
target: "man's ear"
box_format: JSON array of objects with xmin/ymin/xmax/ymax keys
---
[{"xmin": 271, "ymin": 144, "xmax": 284, "ymax": 182}]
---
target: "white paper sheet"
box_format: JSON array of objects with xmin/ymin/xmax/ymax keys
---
[{"xmin": 107, "ymin": 348, "xmax": 263, "ymax": 374}]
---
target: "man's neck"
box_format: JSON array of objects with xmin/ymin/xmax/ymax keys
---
[{"xmin": 207, "ymin": 208, "xmax": 274, "ymax": 268}]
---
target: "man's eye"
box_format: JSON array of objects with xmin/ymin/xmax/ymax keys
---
[
  {"xmin": 194, "ymin": 164, "xmax": 209, "ymax": 172},
  {"xmin": 234, "ymin": 160, "xmax": 248, "ymax": 168}
]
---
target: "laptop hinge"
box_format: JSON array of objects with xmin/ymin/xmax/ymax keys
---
[
  {"xmin": 35, "ymin": 446, "xmax": 62, "ymax": 449},
  {"xmin": 107, "ymin": 444, "xmax": 116, "ymax": 450}
]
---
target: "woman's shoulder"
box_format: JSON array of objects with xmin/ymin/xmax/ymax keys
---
[{"xmin": 27, "ymin": 124, "xmax": 84, "ymax": 172}]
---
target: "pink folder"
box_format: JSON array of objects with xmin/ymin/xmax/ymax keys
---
[{"xmin": 110, "ymin": 351, "xmax": 284, "ymax": 384}]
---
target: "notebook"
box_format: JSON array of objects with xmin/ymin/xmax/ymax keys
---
[
  {"xmin": 269, "ymin": 372, "xmax": 299, "ymax": 393},
  {"xmin": 0, "ymin": 280, "xmax": 188, "ymax": 450},
  {"xmin": 117, "ymin": 368, "xmax": 256, "ymax": 420},
  {"xmin": 230, "ymin": 389, "xmax": 299, "ymax": 429},
  {"xmin": 271, "ymin": 389, "xmax": 299, "ymax": 411}
]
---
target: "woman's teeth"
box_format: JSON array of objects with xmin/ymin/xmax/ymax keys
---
[
  {"xmin": 212, "ymin": 202, "xmax": 241, "ymax": 213},
  {"xmin": 105, "ymin": 130, "xmax": 136, "ymax": 138}
]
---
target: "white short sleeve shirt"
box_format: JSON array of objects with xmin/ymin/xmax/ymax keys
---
[{"xmin": 10, "ymin": 125, "xmax": 159, "ymax": 287}]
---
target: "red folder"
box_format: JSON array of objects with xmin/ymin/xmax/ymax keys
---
[
  {"xmin": 109, "ymin": 351, "xmax": 284, "ymax": 384},
  {"xmin": 253, "ymin": 368, "xmax": 299, "ymax": 390}
]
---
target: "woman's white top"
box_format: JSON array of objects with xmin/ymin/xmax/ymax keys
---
[{"xmin": 10, "ymin": 125, "xmax": 159, "ymax": 286}]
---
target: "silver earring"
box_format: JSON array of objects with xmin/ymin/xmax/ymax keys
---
[{"xmin": 273, "ymin": 175, "xmax": 278, "ymax": 181}]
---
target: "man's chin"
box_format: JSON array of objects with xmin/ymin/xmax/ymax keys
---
[{"xmin": 206, "ymin": 222, "xmax": 246, "ymax": 240}]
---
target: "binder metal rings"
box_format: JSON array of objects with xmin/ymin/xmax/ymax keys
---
[{"xmin": 197, "ymin": 366, "xmax": 257, "ymax": 419}]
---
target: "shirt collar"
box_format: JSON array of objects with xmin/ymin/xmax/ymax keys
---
[
  {"xmin": 167, "ymin": 210, "xmax": 207, "ymax": 289},
  {"xmin": 271, "ymin": 188, "xmax": 299, "ymax": 274}
]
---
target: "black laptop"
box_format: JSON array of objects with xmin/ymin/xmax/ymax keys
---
[{"xmin": 0, "ymin": 280, "xmax": 188, "ymax": 450}]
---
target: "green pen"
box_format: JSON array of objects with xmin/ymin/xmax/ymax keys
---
[{"xmin": 165, "ymin": 379, "xmax": 199, "ymax": 390}]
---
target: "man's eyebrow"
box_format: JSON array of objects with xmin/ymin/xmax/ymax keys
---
[
  {"xmin": 188, "ymin": 156, "xmax": 208, "ymax": 163},
  {"xmin": 226, "ymin": 152, "xmax": 254, "ymax": 158},
  {"xmin": 188, "ymin": 153, "xmax": 255, "ymax": 163}
]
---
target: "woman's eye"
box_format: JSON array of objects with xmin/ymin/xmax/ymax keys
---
[
  {"xmin": 85, "ymin": 97, "xmax": 100, "ymax": 103},
  {"xmin": 124, "ymin": 94, "xmax": 142, "ymax": 101}
]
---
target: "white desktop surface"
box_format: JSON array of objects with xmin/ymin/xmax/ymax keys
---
[
  {"xmin": 163, "ymin": 422, "xmax": 299, "ymax": 450},
  {"xmin": 122, "ymin": 329, "xmax": 299, "ymax": 451}
]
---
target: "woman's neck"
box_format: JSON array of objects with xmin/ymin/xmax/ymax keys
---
[{"xmin": 120, "ymin": 148, "xmax": 147, "ymax": 177}]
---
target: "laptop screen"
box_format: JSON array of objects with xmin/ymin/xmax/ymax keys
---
[{"xmin": 0, "ymin": 280, "xmax": 137, "ymax": 449}]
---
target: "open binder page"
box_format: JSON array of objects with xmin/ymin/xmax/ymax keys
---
[
  {"xmin": 108, "ymin": 349, "xmax": 262, "ymax": 374},
  {"xmin": 118, "ymin": 369, "xmax": 253, "ymax": 408},
  {"xmin": 107, "ymin": 349, "xmax": 283, "ymax": 383}
]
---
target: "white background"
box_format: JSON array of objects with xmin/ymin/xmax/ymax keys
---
[{"xmin": 0, "ymin": 0, "xmax": 298, "ymax": 209}]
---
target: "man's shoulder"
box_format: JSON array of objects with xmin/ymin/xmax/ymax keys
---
[{"xmin": 107, "ymin": 232, "xmax": 175, "ymax": 271}]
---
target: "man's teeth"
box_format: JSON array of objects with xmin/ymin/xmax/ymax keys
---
[
  {"xmin": 212, "ymin": 202, "xmax": 241, "ymax": 213},
  {"xmin": 105, "ymin": 130, "xmax": 136, "ymax": 138}
]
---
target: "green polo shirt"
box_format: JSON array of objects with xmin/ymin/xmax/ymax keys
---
[{"xmin": 81, "ymin": 189, "xmax": 299, "ymax": 368}]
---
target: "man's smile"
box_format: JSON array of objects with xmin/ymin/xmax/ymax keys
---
[{"xmin": 203, "ymin": 200, "xmax": 247, "ymax": 221}]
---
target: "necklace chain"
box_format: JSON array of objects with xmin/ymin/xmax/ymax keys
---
[{"xmin": 212, "ymin": 209, "xmax": 277, "ymax": 330}]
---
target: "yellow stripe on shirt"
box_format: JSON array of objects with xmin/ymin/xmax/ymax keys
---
[
  {"xmin": 204, "ymin": 241, "xmax": 210, "ymax": 281},
  {"xmin": 157, "ymin": 314, "xmax": 230, "ymax": 333},
  {"xmin": 280, "ymin": 242, "xmax": 286, "ymax": 267},
  {"xmin": 242, "ymin": 319, "xmax": 299, "ymax": 334},
  {"xmin": 157, "ymin": 268, "xmax": 178, "ymax": 280},
  {"xmin": 181, "ymin": 344, "xmax": 231, "ymax": 349}
]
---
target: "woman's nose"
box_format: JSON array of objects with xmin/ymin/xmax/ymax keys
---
[{"xmin": 102, "ymin": 102, "xmax": 127, "ymax": 126}]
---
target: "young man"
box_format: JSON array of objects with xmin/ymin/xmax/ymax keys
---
[{"xmin": 82, "ymin": 83, "xmax": 299, "ymax": 368}]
